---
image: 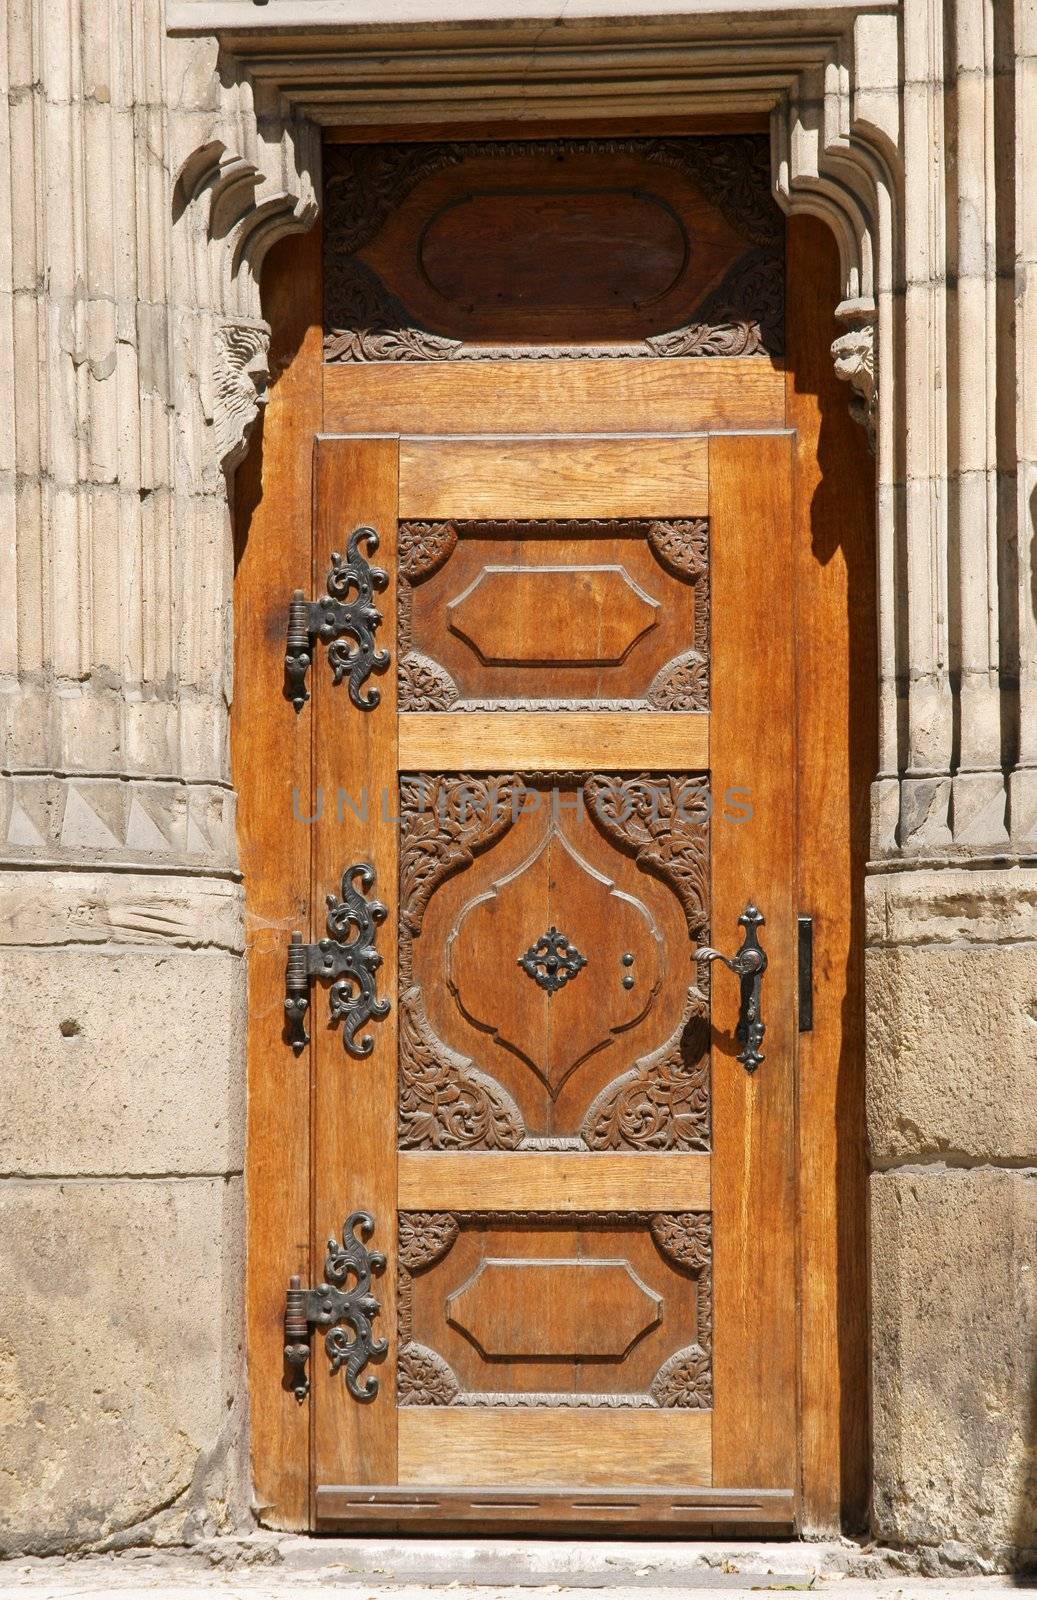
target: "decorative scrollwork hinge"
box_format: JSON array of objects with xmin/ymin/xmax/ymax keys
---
[
  {"xmin": 284, "ymin": 1211, "xmax": 387, "ymax": 1403},
  {"xmin": 285, "ymin": 864, "xmax": 390, "ymax": 1057},
  {"xmin": 698, "ymin": 902, "xmax": 768, "ymax": 1073},
  {"xmin": 285, "ymin": 525, "xmax": 389, "ymax": 712}
]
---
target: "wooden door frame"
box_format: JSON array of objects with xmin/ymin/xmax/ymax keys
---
[{"xmin": 233, "ymin": 119, "xmax": 874, "ymax": 1538}]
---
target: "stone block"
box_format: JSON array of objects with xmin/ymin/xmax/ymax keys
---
[
  {"xmin": 0, "ymin": 1177, "xmax": 247, "ymax": 1553},
  {"xmin": 0, "ymin": 948, "xmax": 245, "ymax": 1177},
  {"xmin": 867, "ymin": 941, "xmax": 1037, "ymax": 1163},
  {"xmin": 871, "ymin": 1169, "xmax": 1037, "ymax": 1556},
  {"xmin": 867, "ymin": 866, "xmax": 1037, "ymax": 947}
]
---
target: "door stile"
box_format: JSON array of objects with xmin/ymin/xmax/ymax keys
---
[
  {"xmin": 234, "ymin": 230, "xmax": 322, "ymax": 1531},
  {"xmin": 311, "ymin": 436, "xmax": 401, "ymax": 1502},
  {"xmin": 709, "ymin": 433, "xmax": 799, "ymax": 1502}
]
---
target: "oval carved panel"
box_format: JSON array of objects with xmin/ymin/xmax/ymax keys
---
[
  {"xmin": 419, "ymin": 188, "xmax": 688, "ymax": 312},
  {"xmin": 323, "ymin": 136, "xmax": 785, "ymax": 360},
  {"xmin": 446, "ymin": 565, "xmax": 660, "ymax": 667},
  {"xmin": 445, "ymin": 1258, "xmax": 662, "ymax": 1359}
]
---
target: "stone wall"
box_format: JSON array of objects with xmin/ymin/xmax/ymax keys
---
[
  {"xmin": 867, "ymin": 871, "xmax": 1037, "ymax": 1563},
  {"xmin": 1, "ymin": 0, "xmax": 1037, "ymax": 1564},
  {"xmin": 0, "ymin": 2, "xmax": 254, "ymax": 1551}
]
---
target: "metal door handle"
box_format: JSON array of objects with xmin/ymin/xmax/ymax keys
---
[{"xmin": 698, "ymin": 903, "xmax": 767, "ymax": 1073}]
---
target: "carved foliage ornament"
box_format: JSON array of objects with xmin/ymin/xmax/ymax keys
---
[
  {"xmin": 581, "ymin": 984, "xmax": 710, "ymax": 1152},
  {"xmin": 398, "ymin": 986, "xmax": 524, "ymax": 1151},
  {"xmin": 324, "ymin": 137, "xmax": 783, "ymax": 361},
  {"xmin": 399, "ymin": 773, "xmax": 517, "ymax": 937},
  {"xmin": 586, "ymin": 774, "xmax": 711, "ymax": 941}
]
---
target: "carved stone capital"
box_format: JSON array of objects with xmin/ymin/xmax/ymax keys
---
[
  {"xmin": 832, "ymin": 311, "xmax": 877, "ymax": 455},
  {"xmin": 214, "ymin": 318, "xmax": 271, "ymax": 475},
  {"xmin": 173, "ymin": 114, "xmax": 319, "ymax": 484}
]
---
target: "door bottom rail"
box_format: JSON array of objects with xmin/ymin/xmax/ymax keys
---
[{"xmin": 315, "ymin": 1484, "xmax": 795, "ymax": 1529}]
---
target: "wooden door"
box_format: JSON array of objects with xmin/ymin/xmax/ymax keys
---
[
  {"xmin": 299, "ymin": 427, "xmax": 797, "ymax": 1531},
  {"xmin": 237, "ymin": 138, "xmax": 874, "ymax": 1538}
]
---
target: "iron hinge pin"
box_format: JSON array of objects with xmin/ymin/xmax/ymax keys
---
[
  {"xmin": 284, "ymin": 525, "xmax": 389, "ymax": 712},
  {"xmin": 285, "ymin": 864, "xmax": 390, "ymax": 1058},
  {"xmin": 283, "ymin": 1213, "xmax": 387, "ymax": 1403}
]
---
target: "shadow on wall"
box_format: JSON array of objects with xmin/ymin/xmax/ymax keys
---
[{"xmin": 786, "ymin": 212, "xmax": 876, "ymax": 1533}]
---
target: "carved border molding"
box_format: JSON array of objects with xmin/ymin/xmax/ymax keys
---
[
  {"xmin": 397, "ymin": 1208, "xmax": 712, "ymax": 1409},
  {"xmin": 397, "ymin": 518, "xmax": 709, "ymax": 714}
]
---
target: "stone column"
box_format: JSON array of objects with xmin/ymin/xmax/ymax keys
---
[
  {"xmin": 0, "ymin": 0, "xmax": 311, "ymax": 1551},
  {"xmin": 863, "ymin": 0, "xmax": 1037, "ymax": 1563}
]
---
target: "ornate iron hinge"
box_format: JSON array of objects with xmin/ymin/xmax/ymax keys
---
[
  {"xmin": 284, "ymin": 1212, "xmax": 387, "ymax": 1403},
  {"xmin": 285, "ymin": 525, "xmax": 389, "ymax": 712},
  {"xmin": 285, "ymin": 863, "xmax": 390, "ymax": 1057},
  {"xmin": 698, "ymin": 902, "xmax": 768, "ymax": 1073}
]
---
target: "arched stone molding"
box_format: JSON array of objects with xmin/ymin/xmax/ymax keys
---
[
  {"xmin": 168, "ymin": 4, "xmax": 1034, "ymax": 863},
  {"xmin": 770, "ymin": 30, "xmax": 900, "ymax": 852},
  {"xmin": 173, "ymin": 85, "xmax": 320, "ymax": 477}
]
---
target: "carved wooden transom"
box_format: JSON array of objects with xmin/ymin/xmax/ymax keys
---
[{"xmin": 323, "ymin": 137, "xmax": 783, "ymax": 361}]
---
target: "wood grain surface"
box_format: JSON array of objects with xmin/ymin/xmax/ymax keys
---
[
  {"xmin": 786, "ymin": 215, "xmax": 873, "ymax": 1533},
  {"xmin": 398, "ymin": 712, "xmax": 708, "ymax": 771},
  {"xmin": 233, "ymin": 228, "xmax": 321, "ymax": 1531},
  {"xmin": 325, "ymin": 358, "xmax": 784, "ymax": 436},
  {"xmin": 399, "ymin": 436, "xmax": 708, "ymax": 519},
  {"xmin": 311, "ymin": 437, "xmax": 400, "ymax": 1500},
  {"xmin": 708, "ymin": 431, "xmax": 798, "ymax": 1505},
  {"xmin": 398, "ymin": 1409, "xmax": 712, "ymax": 1488},
  {"xmin": 397, "ymin": 1153, "xmax": 711, "ymax": 1212}
]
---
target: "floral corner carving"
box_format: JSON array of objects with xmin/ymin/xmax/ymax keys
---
[
  {"xmin": 581, "ymin": 985, "xmax": 710, "ymax": 1151},
  {"xmin": 648, "ymin": 1343, "xmax": 713, "ymax": 1409},
  {"xmin": 398, "ymin": 1340, "xmax": 463, "ymax": 1405},
  {"xmin": 650, "ymin": 1211, "xmax": 713, "ymax": 1273},
  {"xmin": 586, "ymin": 774, "xmax": 710, "ymax": 941},
  {"xmin": 398, "ymin": 986, "xmax": 525, "ymax": 1150}
]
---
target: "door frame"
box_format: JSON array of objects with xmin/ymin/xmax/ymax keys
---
[{"xmin": 232, "ymin": 118, "xmax": 874, "ymax": 1537}]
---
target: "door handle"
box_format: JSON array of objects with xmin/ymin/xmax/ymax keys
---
[{"xmin": 698, "ymin": 903, "xmax": 767, "ymax": 1074}]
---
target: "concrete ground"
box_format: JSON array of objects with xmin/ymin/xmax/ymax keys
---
[{"xmin": 0, "ymin": 1540, "xmax": 1032, "ymax": 1600}]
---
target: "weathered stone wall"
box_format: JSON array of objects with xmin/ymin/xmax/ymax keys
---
[
  {"xmin": 867, "ymin": 871, "xmax": 1037, "ymax": 1562},
  {"xmin": 0, "ymin": 3, "xmax": 254, "ymax": 1552}
]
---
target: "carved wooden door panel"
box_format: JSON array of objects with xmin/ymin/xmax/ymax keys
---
[{"xmin": 304, "ymin": 428, "xmax": 797, "ymax": 1532}]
